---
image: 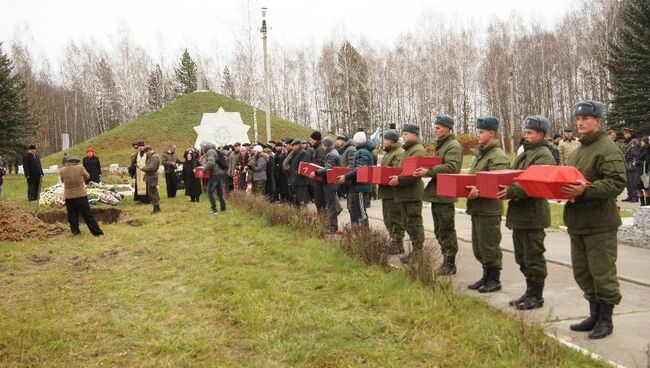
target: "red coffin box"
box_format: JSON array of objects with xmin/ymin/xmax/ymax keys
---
[
  {"xmin": 437, "ymin": 174, "xmax": 477, "ymax": 198},
  {"xmin": 326, "ymin": 167, "xmax": 352, "ymax": 184},
  {"xmin": 401, "ymin": 156, "xmax": 443, "ymax": 176},
  {"xmin": 514, "ymin": 165, "xmax": 590, "ymax": 200},
  {"xmin": 476, "ymin": 170, "xmax": 524, "ymax": 199},
  {"xmin": 298, "ymin": 161, "xmax": 323, "ymax": 181},
  {"xmin": 356, "ymin": 166, "xmax": 376, "ymax": 183},
  {"xmin": 372, "ymin": 166, "xmax": 403, "ymax": 185},
  {"xmin": 194, "ymin": 166, "xmax": 210, "ymax": 179}
]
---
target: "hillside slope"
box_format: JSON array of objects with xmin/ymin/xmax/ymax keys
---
[{"xmin": 43, "ymin": 92, "xmax": 313, "ymax": 166}]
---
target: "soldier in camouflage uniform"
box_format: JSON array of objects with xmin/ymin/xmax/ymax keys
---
[
  {"xmin": 466, "ymin": 117, "xmax": 510, "ymax": 293},
  {"xmin": 415, "ymin": 114, "xmax": 462, "ymax": 275},
  {"xmin": 562, "ymin": 100, "xmax": 626, "ymax": 340},
  {"xmin": 497, "ymin": 116, "xmax": 556, "ymax": 310},
  {"xmin": 387, "ymin": 124, "xmax": 427, "ymax": 264},
  {"xmin": 377, "ymin": 129, "xmax": 406, "ymax": 254}
]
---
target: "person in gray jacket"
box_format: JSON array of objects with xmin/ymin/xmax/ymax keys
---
[
  {"xmin": 248, "ymin": 145, "xmax": 268, "ymax": 195},
  {"xmin": 336, "ymin": 133, "xmax": 357, "ymax": 200},
  {"xmin": 311, "ymin": 136, "xmax": 342, "ymax": 233},
  {"xmin": 201, "ymin": 141, "xmax": 227, "ymax": 215}
]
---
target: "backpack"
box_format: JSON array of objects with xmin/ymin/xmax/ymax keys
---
[{"xmin": 216, "ymin": 150, "xmax": 228, "ymax": 170}]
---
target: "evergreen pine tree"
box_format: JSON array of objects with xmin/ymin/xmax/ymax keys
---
[
  {"xmin": 0, "ymin": 43, "xmax": 31, "ymax": 155},
  {"xmin": 174, "ymin": 49, "xmax": 197, "ymax": 95},
  {"xmin": 147, "ymin": 64, "xmax": 165, "ymax": 110},
  {"xmin": 607, "ymin": 0, "xmax": 650, "ymax": 133},
  {"xmin": 222, "ymin": 66, "xmax": 236, "ymax": 98}
]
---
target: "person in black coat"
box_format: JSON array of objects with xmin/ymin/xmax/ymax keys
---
[
  {"xmin": 22, "ymin": 144, "xmax": 43, "ymax": 201},
  {"xmin": 82, "ymin": 147, "xmax": 102, "ymax": 184},
  {"xmin": 182, "ymin": 148, "xmax": 202, "ymax": 202},
  {"xmin": 286, "ymin": 139, "xmax": 311, "ymax": 207}
]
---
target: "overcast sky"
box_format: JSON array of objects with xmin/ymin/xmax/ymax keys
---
[{"xmin": 1, "ymin": 0, "xmax": 579, "ymax": 65}]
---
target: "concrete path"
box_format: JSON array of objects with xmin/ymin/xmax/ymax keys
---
[{"xmin": 335, "ymin": 199, "xmax": 650, "ymax": 368}]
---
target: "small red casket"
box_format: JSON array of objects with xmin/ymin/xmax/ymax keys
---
[
  {"xmin": 514, "ymin": 165, "xmax": 590, "ymax": 200},
  {"xmin": 401, "ymin": 156, "xmax": 443, "ymax": 176},
  {"xmin": 372, "ymin": 166, "xmax": 404, "ymax": 185},
  {"xmin": 436, "ymin": 174, "xmax": 477, "ymax": 198},
  {"xmin": 299, "ymin": 161, "xmax": 323, "ymax": 176},
  {"xmin": 326, "ymin": 167, "xmax": 352, "ymax": 184},
  {"xmin": 475, "ymin": 170, "xmax": 524, "ymax": 199},
  {"xmin": 356, "ymin": 166, "xmax": 376, "ymax": 183},
  {"xmin": 194, "ymin": 166, "xmax": 210, "ymax": 179}
]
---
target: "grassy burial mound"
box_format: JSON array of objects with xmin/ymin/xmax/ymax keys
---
[{"xmin": 43, "ymin": 92, "xmax": 313, "ymax": 167}]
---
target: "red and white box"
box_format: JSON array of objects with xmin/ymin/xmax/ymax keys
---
[
  {"xmin": 299, "ymin": 161, "xmax": 323, "ymax": 178},
  {"xmin": 436, "ymin": 174, "xmax": 477, "ymax": 198},
  {"xmin": 356, "ymin": 166, "xmax": 376, "ymax": 183},
  {"xmin": 372, "ymin": 166, "xmax": 403, "ymax": 185},
  {"xmin": 326, "ymin": 167, "xmax": 352, "ymax": 184},
  {"xmin": 475, "ymin": 170, "xmax": 524, "ymax": 199},
  {"xmin": 514, "ymin": 165, "xmax": 590, "ymax": 200},
  {"xmin": 401, "ymin": 156, "xmax": 443, "ymax": 176}
]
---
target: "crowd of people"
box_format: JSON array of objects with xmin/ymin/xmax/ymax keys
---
[{"xmin": 3, "ymin": 97, "xmax": 648, "ymax": 342}]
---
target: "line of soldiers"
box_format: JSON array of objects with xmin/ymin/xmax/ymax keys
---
[{"xmin": 292, "ymin": 99, "xmax": 624, "ymax": 340}]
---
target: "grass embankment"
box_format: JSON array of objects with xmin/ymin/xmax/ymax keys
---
[
  {"xmin": 42, "ymin": 92, "xmax": 313, "ymax": 167},
  {"xmin": 0, "ymin": 177, "xmax": 607, "ymax": 367}
]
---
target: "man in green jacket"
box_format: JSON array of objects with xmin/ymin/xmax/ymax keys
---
[
  {"xmin": 377, "ymin": 129, "xmax": 406, "ymax": 254},
  {"xmin": 561, "ymin": 100, "xmax": 626, "ymax": 340},
  {"xmin": 414, "ymin": 114, "xmax": 462, "ymax": 275},
  {"xmin": 387, "ymin": 124, "xmax": 427, "ymax": 263},
  {"xmin": 497, "ymin": 116, "xmax": 556, "ymax": 309},
  {"xmin": 466, "ymin": 117, "xmax": 510, "ymax": 293}
]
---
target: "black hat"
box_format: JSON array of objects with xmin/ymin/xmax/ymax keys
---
[
  {"xmin": 434, "ymin": 114, "xmax": 454, "ymax": 129},
  {"xmin": 384, "ymin": 129, "xmax": 400, "ymax": 142},
  {"xmin": 268, "ymin": 140, "xmax": 276, "ymax": 146},
  {"xmin": 389, "ymin": 123, "xmax": 396, "ymax": 130},
  {"xmin": 524, "ymin": 115, "xmax": 550, "ymax": 133},
  {"xmin": 233, "ymin": 142, "xmax": 241, "ymax": 147},
  {"xmin": 242, "ymin": 143, "xmax": 251, "ymax": 147},
  {"xmin": 402, "ymin": 123, "xmax": 420, "ymax": 136},
  {"xmin": 553, "ymin": 134, "xmax": 562, "ymax": 140},
  {"xmin": 571, "ymin": 100, "xmax": 605, "ymax": 119},
  {"xmin": 476, "ymin": 116, "xmax": 500, "ymax": 131},
  {"xmin": 622, "ymin": 127, "xmax": 636, "ymax": 133},
  {"xmin": 310, "ymin": 131, "xmax": 322, "ymax": 141},
  {"xmin": 291, "ymin": 139, "xmax": 301, "ymax": 146},
  {"xmin": 336, "ymin": 133, "xmax": 349, "ymax": 141},
  {"xmin": 283, "ymin": 137, "xmax": 293, "ymax": 144},
  {"xmin": 563, "ymin": 127, "xmax": 574, "ymax": 133},
  {"xmin": 28, "ymin": 144, "xmax": 36, "ymax": 150},
  {"xmin": 274, "ymin": 141, "xmax": 284, "ymax": 147}
]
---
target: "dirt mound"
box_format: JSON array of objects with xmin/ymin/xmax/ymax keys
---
[{"xmin": 0, "ymin": 203, "xmax": 67, "ymax": 242}]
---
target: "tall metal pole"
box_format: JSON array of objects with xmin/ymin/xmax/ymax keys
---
[
  {"xmin": 508, "ymin": 67, "xmax": 516, "ymax": 153},
  {"xmin": 261, "ymin": 7, "xmax": 271, "ymax": 143}
]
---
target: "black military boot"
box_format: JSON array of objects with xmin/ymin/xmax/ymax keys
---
[
  {"xmin": 152, "ymin": 205, "xmax": 161, "ymax": 214},
  {"xmin": 588, "ymin": 303, "xmax": 614, "ymax": 339},
  {"xmin": 570, "ymin": 302, "xmax": 600, "ymax": 331},
  {"xmin": 516, "ymin": 280, "xmax": 544, "ymax": 310},
  {"xmin": 468, "ymin": 268, "xmax": 488, "ymax": 290},
  {"xmin": 437, "ymin": 256, "xmax": 457, "ymax": 276},
  {"xmin": 478, "ymin": 268, "xmax": 502, "ymax": 293},
  {"xmin": 509, "ymin": 279, "xmax": 531, "ymax": 307}
]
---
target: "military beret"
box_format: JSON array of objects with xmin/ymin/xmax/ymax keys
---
[
  {"xmin": 402, "ymin": 123, "xmax": 420, "ymax": 136},
  {"xmin": 384, "ymin": 129, "xmax": 400, "ymax": 142},
  {"xmin": 524, "ymin": 115, "xmax": 550, "ymax": 133},
  {"xmin": 476, "ymin": 116, "xmax": 500, "ymax": 131},
  {"xmin": 434, "ymin": 114, "xmax": 455, "ymax": 129},
  {"xmin": 571, "ymin": 100, "xmax": 605, "ymax": 119}
]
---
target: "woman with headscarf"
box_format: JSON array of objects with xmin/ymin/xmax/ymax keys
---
[{"xmin": 182, "ymin": 148, "xmax": 202, "ymax": 202}]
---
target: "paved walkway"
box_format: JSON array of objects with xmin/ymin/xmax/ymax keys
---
[{"xmin": 334, "ymin": 199, "xmax": 650, "ymax": 368}]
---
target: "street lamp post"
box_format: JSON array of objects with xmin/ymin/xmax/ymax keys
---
[{"xmin": 261, "ymin": 7, "xmax": 271, "ymax": 143}]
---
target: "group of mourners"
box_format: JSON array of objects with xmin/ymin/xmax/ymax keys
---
[{"xmin": 4, "ymin": 97, "xmax": 640, "ymax": 342}]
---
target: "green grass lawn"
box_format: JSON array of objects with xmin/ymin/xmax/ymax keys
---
[
  {"xmin": 41, "ymin": 92, "xmax": 313, "ymax": 167},
  {"xmin": 0, "ymin": 177, "xmax": 607, "ymax": 367}
]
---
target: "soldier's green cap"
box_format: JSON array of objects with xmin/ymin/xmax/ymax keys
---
[
  {"xmin": 64, "ymin": 155, "xmax": 81, "ymax": 163},
  {"xmin": 384, "ymin": 129, "xmax": 400, "ymax": 142},
  {"xmin": 571, "ymin": 100, "xmax": 605, "ymax": 119},
  {"xmin": 524, "ymin": 115, "xmax": 550, "ymax": 133},
  {"xmin": 476, "ymin": 116, "xmax": 500, "ymax": 131},
  {"xmin": 402, "ymin": 123, "xmax": 420, "ymax": 136},
  {"xmin": 434, "ymin": 114, "xmax": 454, "ymax": 129}
]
